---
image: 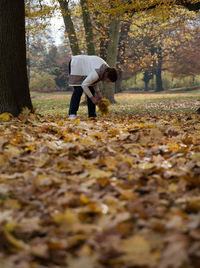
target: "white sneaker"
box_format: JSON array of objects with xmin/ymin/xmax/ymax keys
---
[{"xmin": 69, "ymin": 114, "xmax": 77, "ymax": 120}]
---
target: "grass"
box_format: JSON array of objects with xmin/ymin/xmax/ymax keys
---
[{"xmin": 31, "ymin": 91, "xmax": 200, "ymax": 117}]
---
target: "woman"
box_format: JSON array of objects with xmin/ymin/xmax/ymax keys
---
[{"xmin": 68, "ymin": 55, "xmax": 118, "ymax": 119}]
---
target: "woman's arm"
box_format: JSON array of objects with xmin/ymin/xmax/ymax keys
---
[{"xmin": 81, "ymin": 71, "xmax": 99, "ymax": 98}]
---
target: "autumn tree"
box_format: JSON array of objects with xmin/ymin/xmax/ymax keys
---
[
  {"xmin": 58, "ymin": 0, "xmax": 81, "ymax": 55},
  {"xmin": 103, "ymin": 17, "xmax": 121, "ymax": 102},
  {"xmin": 121, "ymin": 6, "xmax": 199, "ymax": 91},
  {"xmin": 115, "ymin": 16, "xmax": 133, "ymax": 93},
  {"xmin": 0, "ymin": 0, "xmax": 33, "ymax": 116},
  {"xmin": 25, "ymin": 0, "xmax": 53, "ymax": 80},
  {"xmin": 80, "ymin": 0, "xmax": 95, "ymax": 55},
  {"xmin": 52, "ymin": 0, "xmax": 200, "ymax": 101},
  {"xmin": 86, "ymin": 0, "xmax": 200, "ymax": 100},
  {"xmin": 168, "ymin": 28, "xmax": 200, "ymax": 79}
]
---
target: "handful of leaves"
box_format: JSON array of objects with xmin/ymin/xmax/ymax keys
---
[{"xmin": 97, "ymin": 98, "xmax": 110, "ymax": 116}]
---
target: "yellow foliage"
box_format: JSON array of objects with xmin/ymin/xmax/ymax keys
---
[
  {"xmin": 80, "ymin": 194, "xmax": 90, "ymax": 204},
  {"xmin": 53, "ymin": 209, "xmax": 79, "ymax": 226},
  {"xmin": 120, "ymin": 235, "xmax": 160, "ymax": 266},
  {"xmin": 4, "ymin": 221, "xmax": 17, "ymax": 233},
  {"xmin": 107, "ymin": 129, "xmax": 120, "ymax": 135},
  {"xmin": 4, "ymin": 230, "xmax": 28, "ymax": 250},
  {"xmin": 97, "ymin": 98, "xmax": 110, "ymax": 116},
  {"xmin": 0, "ymin": 113, "xmax": 12, "ymax": 121}
]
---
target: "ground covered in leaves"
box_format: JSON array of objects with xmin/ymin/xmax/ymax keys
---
[{"xmin": 1, "ymin": 93, "xmax": 200, "ymax": 268}]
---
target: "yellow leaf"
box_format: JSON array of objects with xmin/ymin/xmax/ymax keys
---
[
  {"xmin": 107, "ymin": 129, "xmax": 120, "ymax": 135},
  {"xmin": 53, "ymin": 209, "xmax": 79, "ymax": 226},
  {"xmin": 97, "ymin": 98, "xmax": 109, "ymax": 116},
  {"xmin": 5, "ymin": 199, "xmax": 21, "ymax": 209},
  {"xmin": 168, "ymin": 183, "xmax": 178, "ymax": 193},
  {"xmin": 0, "ymin": 113, "xmax": 12, "ymax": 121},
  {"xmin": 80, "ymin": 194, "xmax": 90, "ymax": 204},
  {"xmin": 120, "ymin": 235, "xmax": 159, "ymax": 266},
  {"xmin": 98, "ymin": 177, "xmax": 109, "ymax": 187},
  {"xmin": 25, "ymin": 145, "xmax": 35, "ymax": 152},
  {"xmin": 89, "ymin": 169, "xmax": 112, "ymax": 179},
  {"xmin": 4, "ymin": 230, "xmax": 28, "ymax": 250},
  {"xmin": 4, "ymin": 221, "xmax": 17, "ymax": 233}
]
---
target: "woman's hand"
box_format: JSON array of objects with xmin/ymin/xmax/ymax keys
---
[
  {"xmin": 90, "ymin": 96, "xmax": 98, "ymax": 105},
  {"xmin": 96, "ymin": 92, "xmax": 102, "ymax": 102}
]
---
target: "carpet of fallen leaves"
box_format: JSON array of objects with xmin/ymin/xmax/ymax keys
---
[{"xmin": 1, "ymin": 107, "xmax": 200, "ymax": 268}]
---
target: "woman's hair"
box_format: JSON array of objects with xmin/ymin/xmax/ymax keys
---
[{"xmin": 105, "ymin": 68, "xmax": 118, "ymax": 82}]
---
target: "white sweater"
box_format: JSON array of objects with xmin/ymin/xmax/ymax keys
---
[{"xmin": 69, "ymin": 55, "xmax": 109, "ymax": 98}]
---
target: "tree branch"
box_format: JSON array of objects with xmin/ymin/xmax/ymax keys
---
[{"xmin": 130, "ymin": 0, "xmax": 200, "ymax": 13}]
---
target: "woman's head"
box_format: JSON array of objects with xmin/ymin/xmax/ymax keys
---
[{"xmin": 103, "ymin": 68, "xmax": 118, "ymax": 82}]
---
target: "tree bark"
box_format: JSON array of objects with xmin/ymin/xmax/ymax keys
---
[
  {"xmin": 115, "ymin": 69, "xmax": 123, "ymax": 93},
  {"xmin": 26, "ymin": 27, "xmax": 31, "ymax": 82},
  {"xmin": 103, "ymin": 18, "xmax": 120, "ymax": 103},
  {"xmin": 58, "ymin": 0, "xmax": 81, "ymax": 55},
  {"xmin": 0, "ymin": 0, "xmax": 33, "ymax": 116},
  {"xmin": 143, "ymin": 70, "xmax": 153, "ymax": 91},
  {"xmin": 80, "ymin": 0, "xmax": 95, "ymax": 55},
  {"xmin": 115, "ymin": 18, "xmax": 133, "ymax": 93},
  {"xmin": 26, "ymin": 0, "xmax": 31, "ymax": 82},
  {"xmin": 155, "ymin": 46, "xmax": 163, "ymax": 92}
]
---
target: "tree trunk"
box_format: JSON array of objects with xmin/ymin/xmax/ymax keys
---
[
  {"xmin": 143, "ymin": 70, "xmax": 153, "ymax": 91},
  {"xmin": 103, "ymin": 18, "xmax": 120, "ymax": 103},
  {"xmin": 26, "ymin": 29, "xmax": 31, "ymax": 82},
  {"xmin": 26, "ymin": 0, "xmax": 31, "ymax": 82},
  {"xmin": 115, "ymin": 18, "xmax": 133, "ymax": 93},
  {"xmin": 115, "ymin": 69, "xmax": 123, "ymax": 93},
  {"xmin": 145, "ymin": 80, "xmax": 149, "ymax": 91},
  {"xmin": 0, "ymin": 0, "xmax": 33, "ymax": 116},
  {"xmin": 80, "ymin": 0, "xmax": 95, "ymax": 55},
  {"xmin": 58, "ymin": 0, "xmax": 81, "ymax": 55},
  {"xmin": 155, "ymin": 46, "xmax": 163, "ymax": 92}
]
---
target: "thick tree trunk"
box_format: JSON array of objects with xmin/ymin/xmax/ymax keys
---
[
  {"xmin": 58, "ymin": 0, "xmax": 81, "ymax": 55},
  {"xmin": 103, "ymin": 19, "xmax": 120, "ymax": 103},
  {"xmin": 26, "ymin": 0, "xmax": 31, "ymax": 82},
  {"xmin": 0, "ymin": 0, "xmax": 33, "ymax": 116},
  {"xmin": 155, "ymin": 68, "xmax": 163, "ymax": 92},
  {"xmin": 115, "ymin": 69, "xmax": 123, "ymax": 93},
  {"xmin": 80, "ymin": 0, "xmax": 95, "ymax": 55},
  {"xmin": 26, "ymin": 31, "xmax": 31, "ymax": 82},
  {"xmin": 155, "ymin": 46, "xmax": 163, "ymax": 92}
]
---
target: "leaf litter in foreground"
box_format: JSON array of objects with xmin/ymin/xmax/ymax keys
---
[{"xmin": 0, "ymin": 111, "xmax": 200, "ymax": 267}]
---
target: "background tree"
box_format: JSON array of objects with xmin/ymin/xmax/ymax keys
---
[
  {"xmin": 168, "ymin": 29, "xmax": 200, "ymax": 79},
  {"xmin": 25, "ymin": 0, "xmax": 53, "ymax": 80},
  {"xmin": 29, "ymin": 41, "xmax": 71, "ymax": 91},
  {"xmin": 122, "ymin": 7, "xmax": 199, "ymax": 91},
  {"xmin": 58, "ymin": 0, "xmax": 81, "ymax": 55},
  {"xmin": 80, "ymin": 0, "xmax": 95, "ymax": 55}
]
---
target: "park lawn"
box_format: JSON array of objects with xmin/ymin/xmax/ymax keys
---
[
  {"xmin": 31, "ymin": 91, "xmax": 200, "ymax": 116},
  {"xmin": 1, "ymin": 90, "xmax": 200, "ymax": 267}
]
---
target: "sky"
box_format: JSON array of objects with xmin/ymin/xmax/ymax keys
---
[
  {"xmin": 43, "ymin": 0, "xmax": 65, "ymax": 45},
  {"xmin": 49, "ymin": 16, "xmax": 64, "ymax": 45}
]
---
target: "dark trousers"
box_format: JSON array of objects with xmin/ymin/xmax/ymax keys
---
[{"xmin": 69, "ymin": 86, "xmax": 97, "ymax": 117}]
